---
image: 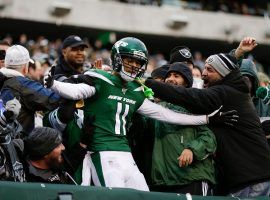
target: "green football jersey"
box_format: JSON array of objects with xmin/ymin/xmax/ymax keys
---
[{"xmin": 84, "ymin": 69, "xmax": 146, "ymax": 152}]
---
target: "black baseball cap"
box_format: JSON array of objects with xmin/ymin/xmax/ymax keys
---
[{"xmin": 62, "ymin": 35, "xmax": 88, "ymax": 49}]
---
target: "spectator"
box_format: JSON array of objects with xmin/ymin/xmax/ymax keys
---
[
  {"xmin": 150, "ymin": 62, "xmax": 216, "ymax": 195},
  {"xmin": 193, "ymin": 51, "xmax": 205, "ymax": 70},
  {"xmin": 44, "ymin": 35, "xmax": 90, "ymax": 184},
  {"xmin": 192, "ymin": 65, "xmax": 204, "ymax": 89},
  {"xmin": 33, "ymin": 53, "xmax": 53, "ymax": 77},
  {"xmin": 258, "ymin": 72, "xmax": 270, "ymax": 87},
  {"xmin": 150, "ymin": 64, "xmax": 169, "ymax": 82},
  {"xmin": 0, "ymin": 98, "xmax": 25, "ymax": 182},
  {"xmin": 192, "ymin": 65, "xmax": 203, "ymax": 79},
  {"xmin": 54, "ymin": 35, "xmax": 88, "ymax": 78},
  {"xmin": 0, "ymin": 45, "xmax": 60, "ymax": 133},
  {"xmin": 170, "ymin": 46, "xmax": 204, "ymax": 89},
  {"xmin": 240, "ymin": 59, "xmax": 270, "ymax": 117},
  {"xmin": 24, "ymin": 127, "xmax": 74, "ymax": 184},
  {"xmin": 45, "ymin": 37, "xmax": 236, "ymax": 191},
  {"xmin": 145, "ymin": 37, "xmax": 270, "ymax": 197},
  {"xmin": 169, "ymin": 46, "xmax": 194, "ymax": 70},
  {"xmin": 27, "ymin": 60, "xmax": 44, "ymax": 82}
]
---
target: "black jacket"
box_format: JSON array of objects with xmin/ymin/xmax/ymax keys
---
[
  {"xmin": 25, "ymin": 161, "xmax": 72, "ymax": 184},
  {"xmin": 145, "ymin": 69, "xmax": 270, "ymax": 195}
]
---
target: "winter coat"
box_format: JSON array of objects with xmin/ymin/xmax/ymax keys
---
[{"xmin": 145, "ymin": 69, "xmax": 270, "ymax": 195}]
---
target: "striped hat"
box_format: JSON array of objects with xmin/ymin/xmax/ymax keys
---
[{"xmin": 205, "ymin": 53, "xmax": 238, "ymax": 77}]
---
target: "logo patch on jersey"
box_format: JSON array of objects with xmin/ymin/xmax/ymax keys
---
[{"xmin": 179, "ymin": 49, "xmax": 191, "ymax": 58}]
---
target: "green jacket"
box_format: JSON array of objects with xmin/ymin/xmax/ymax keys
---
[{"xmin": 150, "ymin": 102, "xmax": 216, "ymax": 186}]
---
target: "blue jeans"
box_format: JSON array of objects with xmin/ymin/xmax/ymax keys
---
[{"xmin": 230, "ymin": 181, "xmax": 270, "ymax": 197}]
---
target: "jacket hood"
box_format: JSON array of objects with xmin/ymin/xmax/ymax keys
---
[{"xmin": 240, "ymin": 59, "xmax": 259, "ymax": 94}]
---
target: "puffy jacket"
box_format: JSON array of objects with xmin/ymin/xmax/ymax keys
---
[{"xmin": 0, "ymin": 68, "xmax": 60, "ymax": 133}]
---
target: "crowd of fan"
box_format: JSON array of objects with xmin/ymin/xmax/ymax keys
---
[
  {"xmin": 0, "ymin": 33, "xmax": 270, "ymax": 198},
  {"xmin": 114, "ymin": 0, "xmax": 268, "ymax": 16}
]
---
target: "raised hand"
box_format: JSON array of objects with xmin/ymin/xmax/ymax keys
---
[
  {"xmin": 235, "ymin": 37, "xmax": 258, "ymax": 59},
  {"xmin": 93, "ymin": 59, "xmax": 102, "ymax": 69}
]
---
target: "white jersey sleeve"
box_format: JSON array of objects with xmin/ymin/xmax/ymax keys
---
[
  {"xmin": 137, "ymin": 99, "xmax": 207, "ymax": 125},
  {"xmin": 51, "ymin": 80, "xmax": 96, "ymax": 100}
]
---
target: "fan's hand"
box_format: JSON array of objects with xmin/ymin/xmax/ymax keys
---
[{"xmin": 208, "ymin": 106, "xmax": 239, "ymax": 127}]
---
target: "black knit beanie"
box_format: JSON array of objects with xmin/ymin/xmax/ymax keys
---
[
  {"xmin": 151, "ymin": 64, "xmax": 169, "ymax": 80},
  {"xmin": 24, "ymin": 127, "xmax": 62, "ymax": 160},
  {"xmin": 166, "ymin": 62, "xmax": 193, "ymax": 88},
  {"xmin": 169, "ymin": 46, "xmax": 194, "ymax": 65}
]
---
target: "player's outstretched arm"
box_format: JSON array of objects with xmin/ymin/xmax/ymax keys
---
[
  {"xmin": 51, "ymin": 81, "xmax": 96, "ymax": 100},
  {"xmin": 137, "ymin": 99, "xmax": 238, "ymax": 126},
  {"xmin": 137, "ymin": 99, "xmax": 207, "ymax": 125}
]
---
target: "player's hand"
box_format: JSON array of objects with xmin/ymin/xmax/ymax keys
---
[{"xmin": 178, "ymin": 149, "xmax": 193, "ymax": 167}]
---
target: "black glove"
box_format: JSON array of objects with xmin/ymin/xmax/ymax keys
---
[
  {"xmin": 208, "ymin": 108, "xmax": 239, "ymax": 127},
  {"xmin": 57, "ymin": 99, "xmax": 77, "ymax": 124},
  {"xmin": 44, "ymin": 66, "xmax": 55, "ymax": 88},
  {"xmin": 69, "ymin": 74, "xmax": 95, "ymax": 86}
]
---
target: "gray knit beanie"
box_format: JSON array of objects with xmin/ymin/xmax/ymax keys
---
[{"xmin": 205, "ymin": 53, "xmax": 238, "ymax": 77}]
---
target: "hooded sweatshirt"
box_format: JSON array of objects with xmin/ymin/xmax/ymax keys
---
[{"xmin": 240, "ymin": 59, "xmax": 270, "ymax": 117}]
